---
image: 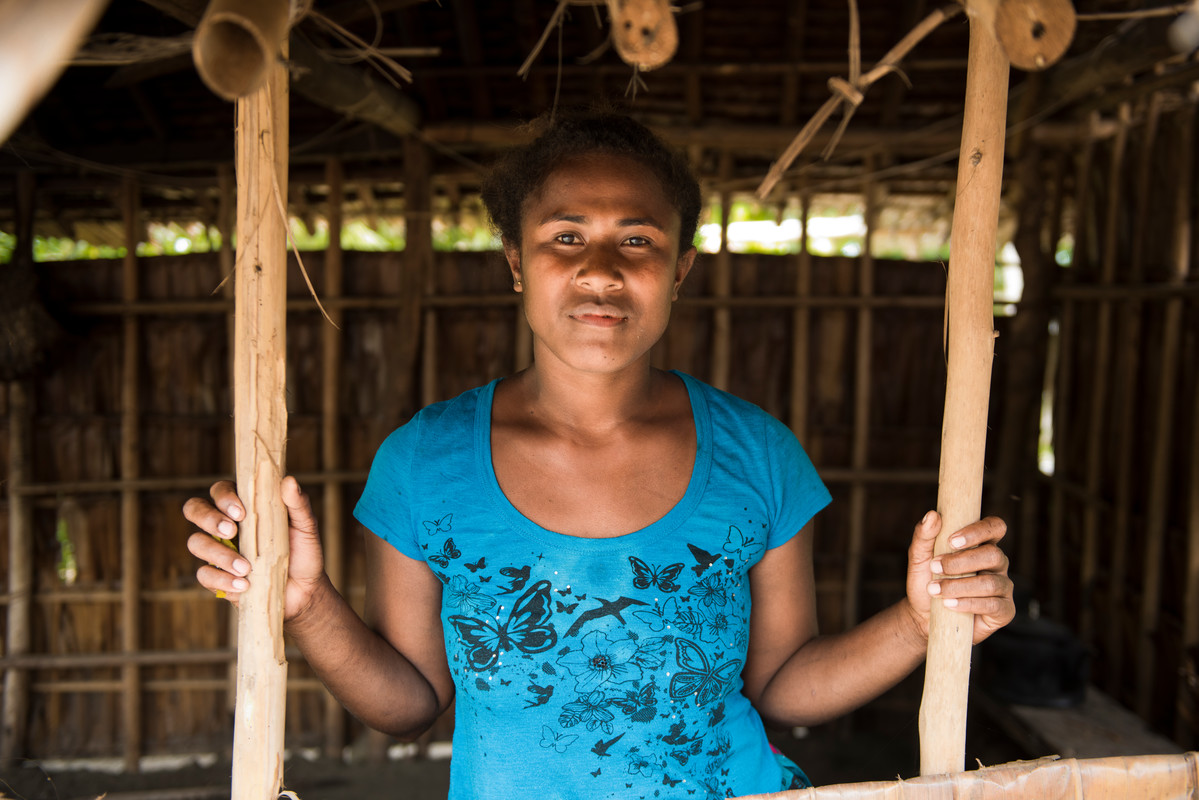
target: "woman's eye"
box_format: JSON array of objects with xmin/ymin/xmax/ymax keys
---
[
  {"xmin": 555, "ymin": 233, "xmax": 580, "ymax": 245},
  {"xmin": 625, "ymin": 236, "xmax": 649, "ymax": 246}
]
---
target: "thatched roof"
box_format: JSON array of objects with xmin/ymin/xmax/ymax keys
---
[{"xmin": 0, "ymin": 0, "xmax": 1192, "ymax": 236}]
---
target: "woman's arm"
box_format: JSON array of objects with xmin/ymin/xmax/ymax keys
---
[
  {"xmin": 742, "ymin": 512, "xmax": 1013, "ymax": 727},
  {"xmin": 186, "ymin": 477, "xmax": 455, "ymax": 740}
]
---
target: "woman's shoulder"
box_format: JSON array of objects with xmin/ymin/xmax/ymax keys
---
[
  {"xmin": 674, "ymin": 371, "xmax": 790, "ymax": 433},
  {"xmin": 377, "ymin": 380, "xmax": 497, "ymax": 454}
]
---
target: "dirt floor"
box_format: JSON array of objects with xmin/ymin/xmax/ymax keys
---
[{"xmin": 0, "ymin": 703, "xmax": 1027, "ymax": 799}]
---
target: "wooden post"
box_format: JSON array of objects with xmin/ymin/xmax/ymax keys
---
[
  {"xmin": 230, "ymin": 51, "xmax": 290, "ymax": 800},
  {"xmin": 120, "ymin": 175, "xmax": 143, "ymax": 772},
  {"xmin": 321, "ymin": 157, "xmax": 346, "ymax": 758},
  {"xmin": 1, "ymin": 381, "xmax": 32, "ymax": 761},
  {"xmin": 918, "ymin": 14, "xmax": 1008, "ymax": 776}
]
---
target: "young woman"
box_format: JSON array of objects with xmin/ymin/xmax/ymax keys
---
[{"xmin": 186, "ymin": 112, "xmax": 1014, "ymax": 799}]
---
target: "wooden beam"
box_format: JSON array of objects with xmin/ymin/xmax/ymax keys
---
[
  {"xmin": 230, "ymin": 48, "xmax": 290, "ymax": 800},
  {"xmin": 918, "ymin": 13, "xmax": 1008, "ymax": 776}
]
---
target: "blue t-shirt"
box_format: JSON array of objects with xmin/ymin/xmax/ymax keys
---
[{"xmin": 354, "ymin": 371, "xmax": 831, "ymax": 799}]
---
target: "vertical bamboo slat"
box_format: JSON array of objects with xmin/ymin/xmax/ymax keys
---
[
  {"xmin": 1046, "ymin": 137, "xmax": 1094, "ymax": 617},
  {"xmin": 2, "ymin": 381, "xmax": 32, "ymax": 761},
  {"xmin": 1138, "ymin": 101, "xmax": 1194, "ymax": 720},
  {"xmin": 1079, "ymin": 105, "xmax": 1129, "ymax": 644},
  {"xmin": 120, "ymin": 176, "xmax": 143, "ymax": 772},
  {"xmin": 919, "ymin": 17, "xmax": 1007, "ymax": 776},
  {"xmin": 1, "ymin": 170, "xmax": 35, "ymax": 762},
  {"xmin": 1108, "ymin": 93, "xmax": 1161, "ymax": 702},
  {"xmin": 789, "ymin": 192, "xmax": 811, "ymax": 442},
  {"xmin": 218, "ymin": 163, "xmax": 238, "ymax": 717},
  {"xmin": 711, "ymin": 152, "xmax": 733, "ymax": 391},
  {"xmin": 1181, "ymin": 374, "xmax": 1199, "ymax": 745},
  {"xmin": 322, "ymin": 157, "xmax": 346, "ymax": 758},
  {"xmin": 845, "ymin": 172, "xmax": 876, "ymax": 630},
  {"xmin": 230, "ymin": 54, "xmax": 290, "ymax": 800}
]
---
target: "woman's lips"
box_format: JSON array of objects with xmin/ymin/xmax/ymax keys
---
[{"xmin": 569, "ymin": 304, "xmax": 629, "ymax": 327}]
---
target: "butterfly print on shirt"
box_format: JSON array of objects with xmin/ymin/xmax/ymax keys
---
[
  {"xmin": 428, "ymin": 538, "xmax": 461, "ymax": 568},
  {"xmin": 628, "ymin": 557, "xmax": 684, "ymax": 592},
  {"xmin": 423, "ymin": 514, "xmax": 452, "ymax": 536},
  {"xmin": 668, "ymin": 638, "xmax": 742, "ymax": 707},
  {"xmin": 448, "ymin": 580, "xmax": 558, "ymax": 670}
]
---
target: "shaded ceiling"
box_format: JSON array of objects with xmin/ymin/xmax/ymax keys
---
[{"xmin": 0, "ymin": 0, "xmax": 1191, "ymax": 235}]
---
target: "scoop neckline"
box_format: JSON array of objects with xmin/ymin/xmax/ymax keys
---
[{"xmin": 476, "ymin": 370, "xmax": 713, "ymax": 552}]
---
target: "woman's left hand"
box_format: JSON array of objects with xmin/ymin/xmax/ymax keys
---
[{"xmin": 904, "ymin": 511, "xmax": 1015, "ymax": 645}]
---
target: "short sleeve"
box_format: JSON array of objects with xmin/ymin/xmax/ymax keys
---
[
  {"xmin": 764, "ymin": 417, "xmax": 831, "ymax": 550},
  {"xmin": 353, "ymin": 416, "xmax": 424, "ymax": 561}
]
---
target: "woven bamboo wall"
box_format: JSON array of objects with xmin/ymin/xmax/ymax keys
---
[
  {"xmin": 0, "ymin": 241, "xmax": 971, "ymax": 761},
  {"xmin": 1021, "ymin": 96, "xmax": 1199, "ymax": 750}
]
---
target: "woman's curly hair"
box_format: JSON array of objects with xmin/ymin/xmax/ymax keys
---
[{"xmin": 480, "ymin": 110, "xmax": 702, "ymax": 252}]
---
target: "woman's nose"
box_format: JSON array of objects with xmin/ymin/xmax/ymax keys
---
[{"xmin": 574, "ymin": 253, "xmax": 623, "ymax": 291}]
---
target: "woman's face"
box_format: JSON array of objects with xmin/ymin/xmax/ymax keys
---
[{"xmin": 505, "ymin": 152, "xmax": 696, "ymax": 377}]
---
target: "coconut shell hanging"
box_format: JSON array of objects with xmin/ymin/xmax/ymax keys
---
[{"xmin": 606, "ymin": 0, "xmax": 679, "ymax": 71}]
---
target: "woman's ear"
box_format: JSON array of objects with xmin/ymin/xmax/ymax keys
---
[
  {"xmin": 503, "ymin": 240, "xmax": 522, "ymax": 291},
  {"xmin": 673, "ymin": 246, "xmax": 697, "ymax": 300}
]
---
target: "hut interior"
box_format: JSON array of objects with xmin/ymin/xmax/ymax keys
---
[{"xmin": 1, "ymin": 0, "xmax": 1198, "ymax": 792}]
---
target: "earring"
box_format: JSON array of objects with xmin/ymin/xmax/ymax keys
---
[{"xmin": 514, "ymin": 279, "xmax": 522, "ymax": 290}]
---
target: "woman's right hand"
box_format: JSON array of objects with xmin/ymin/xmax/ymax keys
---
[{"xmin": 184, "ymin": 476, "xmax": 328, "ymax": 622}]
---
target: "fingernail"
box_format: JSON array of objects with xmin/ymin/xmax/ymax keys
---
[
  {"xmin": 230, "ymin": 505, "xmax": 244, "ymax": 521},
  {"xmin": 943, "ymin": 598, "xmax": 959, "ymax": 608},
  {"xmin": 930, "ymin": 559, "xmax": 944, "ymax": 575},
  {"xmin": 218, "ymin": 521, "xmax": 235, "ymax": 537},
  {"xmin": 951, "ymin": 535, "xmax": 966, "ymax": 549},
  {"xmin": 232, "ymin": 559, "xmax": 250, "ymax": 576},
  {"xmin": 922, "ymin": 511, "xmax": 934, "ymax": 525},
  {"xmin": 232, "ymin": 578, "xmax": 248, "ymax": 591},
  {"xmin": 928, "ymin": 582, "xmax": 941, "ymax": 596}
]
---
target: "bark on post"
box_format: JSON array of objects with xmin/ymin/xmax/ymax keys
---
[
  {"xmin": 918, "ymin": 13, "xmax": 1009, "ymax": 776},
  {"xmin": 230, "ymin": 51, "xmax": 290, "ymax": 800}
]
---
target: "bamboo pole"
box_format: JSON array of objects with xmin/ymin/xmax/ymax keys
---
[
  {"xmin": 1, "ymin": 381, "xmax": 32, "ymax": 761},
  {"xmin": 119, "ymin": 175, "xmax": 143, "ymax": 772},
  {"xmin": 1108, "ymin": 93, "xmax": 1161, "ymax": 701},
  {"xmin": 0, "ymin": 170, "xmax": 36, "ymax": 762},
  {"xmin": 218, "ymin": 162, "xmax": 239, "ymax": 720},
  {"xmin": 918, "ymin": 14, "xmax": 1008, "ymax": 777},
  {"xmin": 230, "ymin": 50, "xmax": 290, "ymax": 800},
  {"xmin": 1079, "ymin": 105, "xmax": 1129, "ymax": 644},
  {"xmin": 845, "ymin": 168, "xmax": 877, "ymax": 630},
  {"xmin": 1046, "ymin": 131, "xmax": 1094, "ymax": 623},
  {"xmin": 0, "ymin": 0, "xmax": 109, "ymax": 145},
  {"xmin": 789, "ymin": 192, "xmax": 812, "ymax": 440},
  {"xmin": 322, "ymin": 157, "xmax": 346, "ymax": 758},
  {"xmin": 711, "ymin": 152, "xmax": 733, "ymax": 391},
  {"xmin": 1182, "ymin": 371, "xmax": 1199, "ymax": 745},
  {"xmin": 1138, "ymin": 100, "xmax": 1194, "ymax": 721}
]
